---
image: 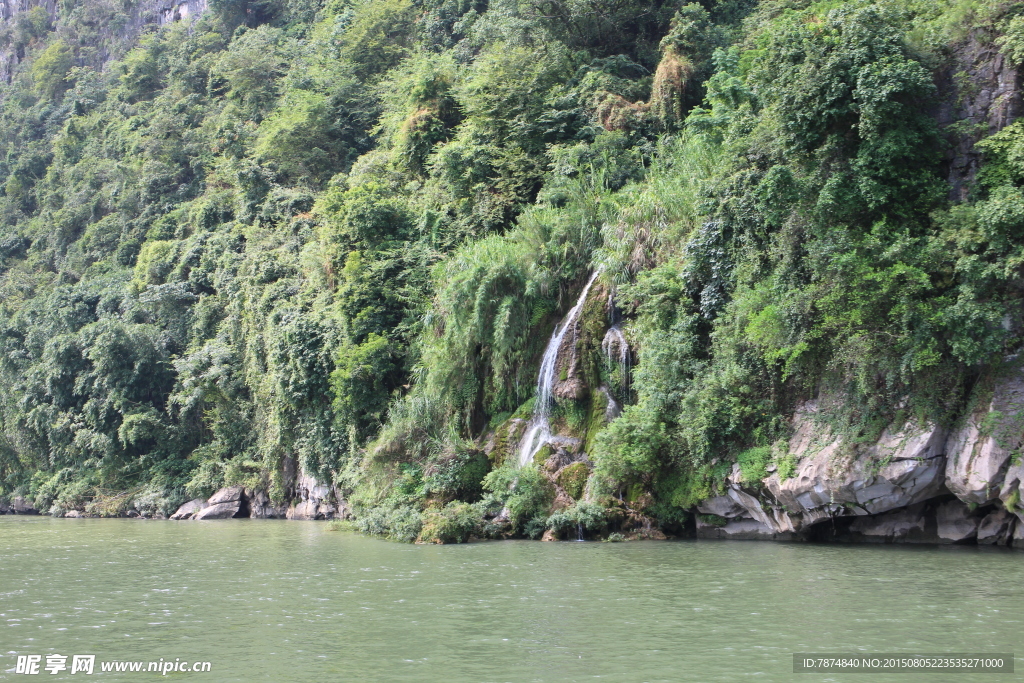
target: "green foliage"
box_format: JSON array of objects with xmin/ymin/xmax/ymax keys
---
[
  {"xmin": 332, "ymin": 334, "xmax": 398, "ymax": 442},
  {"xmin": 32, "ymin": 39, "xmax": 74, "ymax": 98},
  {"xmin": 697, "ymin": 513, "xmax": 727, "ymax": 527},
  {"xmin": 0, "ymin": 0, "xmax": 1016, "ymax": 537},
  {"xmin": 419, "ymin": 501, "xmax": 481, "ymax": 543},
  {"xmin": 588, "ymin": 0, "xmax": 1024, "ymax": 526},
  {"xmin": 546, "ymin": 500, "xmax": 606, "ymax": 539},
  {"xmin": 996, "ymin": 14, "xmax": 1024, "ymax": 66},
  {"xmin": 424, "ymin": 446, "xmax": 490, "ymax": 502},
  {"xmin": 355, "ymin": 504, "xmax": 423, "ymax": 542},
  {"xmin": 338, "ymin": 0, "xmax": 416, "ymax": 80},
  {"xmin": 775, "ymin": 451, "xmax": 798, "ymax": 481},
  {"xmin": 482, "ymin": 464, "xmax": 554, "ymax": 536},
  {"xmin": 736, "ymin": 446, "xmax": 771, "ymax": 484}
]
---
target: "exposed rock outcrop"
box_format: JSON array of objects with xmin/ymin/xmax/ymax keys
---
[
  {"xmin": 207, "ymin": 485, "xmax": 243, "ymax": 506},
  {"xmin": 0, "ymin": 0, "xmax": 209, "ymax": 82},
  {"xmin": 170, "ymin": 498, "xmax": 207, "ymax": 520},
  {"xmin": 695, "ymin": 361, "xmax": 1024, "ymax": 547},
  {"xmin": 845, "ymin": 503, "xmax": 932, "ymax": 543},
  {"xmin": 175, "ymin": 487, "xmax": 246, "ymax": 520},
  {"xmin": 695, "ymin": 517, "xmax": 795, "ymax": 541},
  {"xmin": 935, "ymin": 499, "xmax": 981, "ymax": 543},
  {"xmin": 945, "ymin": 364, "xmax": 1024, "ymax": 518},
  {"xmin": 166, "ymin": 470, "xmax": 345, "ymax": 522},
  {"xmin": 247, "ymin": 489, "xmax": 287, "ymax": 519},
  {"xmin": 697, "ymin": 401, "xmax": 950, "ymax": 537},
  {"xmin": 976, "ymin": 508, "xmax": 1016, "ymax": 545},
  {"xmin": 938, "ymin": 32, "xmax": 1023, "ymax": 200},
  {"xmin": 0, "ymin": 495, "xmax": 39, "ymax": 514},
  {"xmin": 193, "ymin": 501, "xmax": 241, "ymax": 520},
  {"xmin": 286, "ymin": 475, "xmax": 338, "ymax": 520}
]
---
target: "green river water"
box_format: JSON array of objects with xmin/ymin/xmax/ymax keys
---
[{"xmin": 0, "ymin": 516, "xmax": 1021, "ymax": 682}]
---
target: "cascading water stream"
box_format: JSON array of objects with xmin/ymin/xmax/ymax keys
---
[
  {"xmin": 516, "ymin": 270, "xmax": 602, "ymax": 467},
  {"xmin": 601, "ymin": 324, "xmax": 630, "ymax": 389}
]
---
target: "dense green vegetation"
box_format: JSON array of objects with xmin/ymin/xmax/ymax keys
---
[{"xmin": 0, "ymin": 0, "xmax": 1020, "ymax": 538}]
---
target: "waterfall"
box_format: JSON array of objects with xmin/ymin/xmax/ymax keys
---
[
  {"xmin": 602, "ymin": 325, "xmax": 629, "ymax": 370},
  {"xmin": 601, "ymin": 324, "xmax": 630, "ymax": 401},
  {"xmin": 600, "ymin": 386, "xmax": 621, "ymax": 421},
  {"xmin": 516, "ymin": 271, "xmax": 602, "ymax": 467}
]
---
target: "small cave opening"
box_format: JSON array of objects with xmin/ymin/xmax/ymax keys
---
[
  {"xmin": 802, "ymin": 515, "xmax": 856, "ymax": 543},
  {"xmin": 233, "ymin": 494, "xmax": 251, "ymax": 518}
]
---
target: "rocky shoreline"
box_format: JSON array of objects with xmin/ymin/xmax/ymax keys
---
[
  {"xmin": 0, "ymin": 473, "xmax": 345, "ymax": 522},
  {"xmin": 5, "ymin": 363, "xmax": 1024, "ymax": 550}
]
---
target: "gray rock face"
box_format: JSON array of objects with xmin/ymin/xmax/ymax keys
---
[
  {"xmin": 945, "ymin": 363, "xmax": 1024, "ymax": 508},
  {"xmin": 207, "ymin": 486, "xmax": 244, "ymax": 505},
  {"xmin": 286, "ymin": 500, "xmax": 319, "ymax": 521},
  {"xmin": 710, "ymin": 401, "xmax": 948, "ymax": 536},
  {"xmin": 170, "ymin": 498, "xmax": 208, "ymax": 520},
  {"xmin": 692, "ymin": 380, "xmax": 1024, "ymax": 548},
  {"xmin": 0, "ymin": 0, "xmax": 210, "ymax": 82},
  {"xmin": 819, "ymin": 498, "xmax": 999, "ymax": 545},
  {"xmin": 765, "ymin": 403, "xmax": 946, "ymax": 526},
  {"xmin": 847, "ymin": 504, "xmax": 929, "ymax": 543},
  {"xmin": 167, "ymin": 475, "xmax": 343, "ymax": 522},
  {"xmin": 286, "ymin": 474, "xmax": 338, "ymax": 520},
  {"xmin": 977, "ymin": 508, "xmax": 1016, "ymax": 546},
  {"xmin": 247, "ymin": 489, "xmax": 286, "ymax": 519},
  {"xmin": 9, "ymin": 496, "xmax": 38, "ymax": 514},
  {"xmin": 193, "ymin": 501, "xmax": 241, "ymax": 520},
  {"xmin": 938, "ymin": 33, "xmax": 1023, "ymax": 201},
  {"xmin": 1013, "ymin": 520, "xmax": 1024, "ymax": 549},
  {"xmin": 936, "ymin": 499, "xmax": 980, "ymax": 543},
  {"xmin": 188, "ymin": 486, "xmax": 250, "ymax": 519},
  {"xmin": 696, "ymin": 494, "xmax": 746, "ymax": 519}
]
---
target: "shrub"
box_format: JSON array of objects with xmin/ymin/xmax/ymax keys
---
[
  {"xmin": 418, "ymin": 501, "xmax": 481, "ymax": 543},
  {"xmin": 355, "ymin": 505, "xmax": 423, "ymax": 542},
  {"xmin": 424, "ymin": 447, "xmax": 491, "ymax": 502},
  {"xmin": 482, "ymin": 465, "xmax": 554, "ymax": 536},
  {"xmin": 737, "ymin": 446, "xmax": 772, "ymax": 484},
  {"xmin": 546, "ymin": 501, "xmax": 607, "ymax": 539}
]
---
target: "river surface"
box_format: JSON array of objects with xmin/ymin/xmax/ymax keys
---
[{"xmin": 0, "ymin": 517, "xmax": 1021, "ymax": 682}]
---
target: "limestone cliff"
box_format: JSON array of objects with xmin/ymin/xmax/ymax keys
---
[
  {"xmin": 938, "ymin": 31, "xmax": 1023, "ymax": 201},
  {"xmin": 696, "ymin": 358, "xmax": 1024, "ymax": 548},
  {"xmin": 0, "ymin": 0, "xmax": 208, "ymax": 82},
  {"xmin": 688, "ymin": 34, "xmax": 1024, "ymax": 549}
]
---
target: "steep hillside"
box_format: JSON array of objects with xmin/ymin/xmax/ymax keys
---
[{"xmin": 0, "ymin": 0, "xmax": 1022, "ymax": 546}]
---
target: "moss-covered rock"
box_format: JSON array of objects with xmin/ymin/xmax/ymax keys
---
[
  {"xmin": 532, "ymin": 443, "xmax": 553, "ymax": 467},
  {"xmin": 584, "ymin": 387, "xmax": 610, "ymax": 454},
  {"xmin": 556, "ymin": 462, "xmax": 590, "ymax": 500}
]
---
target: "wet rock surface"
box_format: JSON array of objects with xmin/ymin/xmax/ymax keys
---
[{"xmin": 286, "ymin": 474, "xmax": 338, "ymax": 520}]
